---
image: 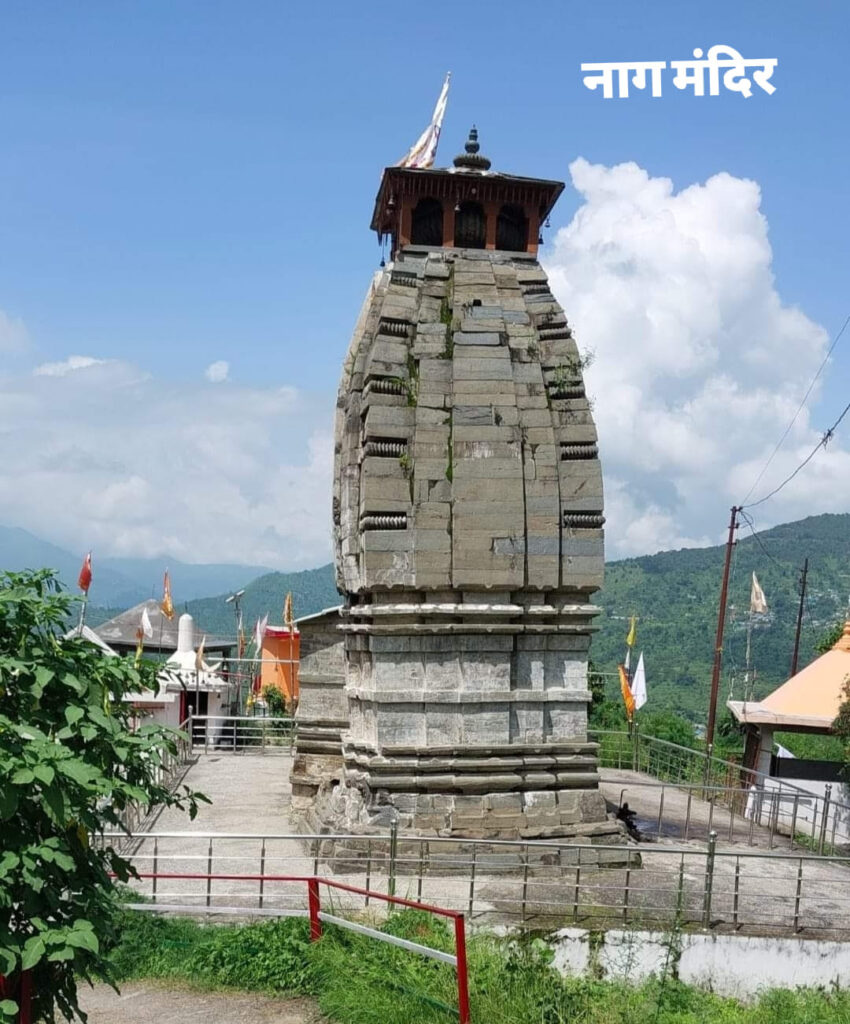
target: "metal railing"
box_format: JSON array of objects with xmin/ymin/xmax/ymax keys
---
[
  {"xmin": 123, "ymin": 872, "xmax": 470, "ymax": 1023},
  {"xmin": 592, "ymin": 730, "xmax": 850, "ymax": 850},
  {"xmin": 116, "ymin": 719, "xmax": 193, "ymax": 836},
  {"xmin": 187, "ymin": 714, "xmax": 295, "ymax": 754},
  {"xmin": 105, "ymin": 828, "xmax": 850, "ymax": 938}
]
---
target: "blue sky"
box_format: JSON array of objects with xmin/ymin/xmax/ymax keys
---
[{"xmin": 0, "ymin": 1, "xmax": 847, "ymax": 567}]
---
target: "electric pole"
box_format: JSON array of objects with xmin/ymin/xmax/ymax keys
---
[
  {"xmin": 706, "ymin": 506, "xmax": 740, "ymax": 752},
  {"xmin": 790, "ymin": 558, "xmax": 809, "ymax": 677}
]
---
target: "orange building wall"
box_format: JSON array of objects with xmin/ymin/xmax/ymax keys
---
[{"xmin": 260, "ymin": 628, "xmax": 300, "ymax": 705}]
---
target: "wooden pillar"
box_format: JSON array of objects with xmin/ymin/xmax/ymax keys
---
[
  {"xmin": 399, "ymin": 203, "xmax": 413, "ymax": 249},
  {"xmin": 484, "ymin": 200, "xmax": 498, "ymax": 250},
  {"xmin": 443, "ymin": 203, "xmax": 456, "ymax": 248},
  {"xmin": 527, "ymin": 207, "xmax": 540, "ymax": 255}
]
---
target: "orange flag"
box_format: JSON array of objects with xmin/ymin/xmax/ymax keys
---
[
  {"xmin": 618, "ymin": 664, "xmax": 635, "ymax": 722},
  {"xmin": 77, "ymin": 552, "xmax": 92, "ymax": 594},
  {"xmin": 160, "ymin": 570, "xmax": 174, "ymax": 620}
]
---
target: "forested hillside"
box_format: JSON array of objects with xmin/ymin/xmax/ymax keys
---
[
  {"xmin": 183, "ymin": 564, "xmax": 340, "ymax": 635},
  {"xmin": 593, "ymin": 513, "xmax": 850, "ymax": 721}
]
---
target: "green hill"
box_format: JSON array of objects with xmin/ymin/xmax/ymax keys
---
[
  {"xmin": 183, "ymin": 564, "xmax": 340, "ymax": 636},
  {"xmin": 593, "ymin": 513, "xmax": 850, "ymax": 721}
]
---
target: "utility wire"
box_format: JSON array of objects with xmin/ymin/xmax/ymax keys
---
[
  {"xmin": 738, "ymin": 509, "xmax": 785, "ymax": 570},
  {"xmin": 742, "ymin": 314, "xmax": 850, "ymax": 505},
  {"xmin": 743, "ymin": 391, "xmax": 850, "ymax": 510}
]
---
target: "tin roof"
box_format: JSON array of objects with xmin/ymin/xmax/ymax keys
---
[
  {"xmin": 728, "ymin": 620, "xmax": 850, "ymax": 730},
  {"xmin": 92, "ymin": 599, "xmax": 233, "ymax": 652}
]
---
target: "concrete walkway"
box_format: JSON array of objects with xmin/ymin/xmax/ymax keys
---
[
  {"xmin": 79, "ymin": 983, "xmax": 322, "ymax": 1023},
  {"xmin": 598, "ymin": 767, "xmax": 795, "ymax": 850}
]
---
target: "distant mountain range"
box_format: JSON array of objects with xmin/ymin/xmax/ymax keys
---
[
  {"xmin": 0, "ymin": 526, "xmax": 274, "ymax": 607},
  {"xmin": 4, "ymin": 514, "xmax": 849, "ymax": 723}
]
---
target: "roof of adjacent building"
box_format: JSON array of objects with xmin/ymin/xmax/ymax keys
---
[
  {"xmin": 92, "ymin": 599, "xmax": 234, "ymax": 652},
  {"xmin": 296, "ymin": 605, "xmax": 342, "ymax": 626},
  {"xmin": 64, "ymin": 622, "xmax": 119, "ymax": 657},
  {"xmin": 728, "ymin": 620, "xmax": 850, "ymax": 730}
]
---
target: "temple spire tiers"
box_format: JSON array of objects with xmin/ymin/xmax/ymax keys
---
[{"xmin": 292, "ymin": 131, "xmax": 622, "ymax": 850}]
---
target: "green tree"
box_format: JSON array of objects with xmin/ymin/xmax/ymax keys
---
[
  {"xmin": 816, "ymin": 619, "xmax": 845, "ymax": 655},
  {"xmin": 0, "ymin": 570, "xmax": 207, "ymax": 1022},
  {"xmin": 832, "ymin": 676, "xmax": 850, "ymax": 769}
]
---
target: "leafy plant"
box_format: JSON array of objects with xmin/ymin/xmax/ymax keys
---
[
  {"xmin": 0, "ymin": 569, "xmax": 208, "ymax": 1022},
  {"xmin": 260, "ymin": 683, "xmax": 287, "ymax": 717},
  {"xmin": 832, "ymin": 675, "xmax": 850, "ymax": 769}
]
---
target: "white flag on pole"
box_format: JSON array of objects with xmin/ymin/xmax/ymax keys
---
[
  {"xmin": 397, "ymin": 73, "xmax": 451, "ymax": 169},
  {"xmin": 750, "ymin": 572, "xmax": 768, "ymax": 614},
  {"xmin": 632, "ymin": 652, "xmax": 648, "ymax": 710},
  {"xmin": 254, "ymin": 613, "xmax": 269, "ymax": 652},
  {"xmin": 140, "ymin": 605, "xmax": 153, "ymax": 639}
]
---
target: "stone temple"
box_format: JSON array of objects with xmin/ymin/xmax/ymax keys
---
[{"xmin": 292, "ymin": 129, "xmax": 619, "ymax": 842}]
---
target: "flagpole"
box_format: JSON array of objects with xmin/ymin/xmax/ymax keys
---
[
  {"xmin": 745, "ymin": 613, "xmax": 753, "ymax": 700},
  {"xmin": 706, "ymin": 506, "xmax": 740, "ymax": 753}
]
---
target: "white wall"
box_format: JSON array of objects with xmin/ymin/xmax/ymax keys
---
[
  {"xmin": 549, "ymin": 927, "xmax": 850, "ymax": 999},
  {"xmin": 759, "ymin": 776, "xmax": 850, "ymax": 846}
]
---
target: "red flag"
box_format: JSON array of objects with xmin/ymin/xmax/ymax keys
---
[{"xmin": 78, "ymin": 552, "xmax": 92, "ymax": 595}]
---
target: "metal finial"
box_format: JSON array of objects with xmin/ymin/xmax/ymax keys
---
[{"xmin": 453, "ymin": 126, "xmax": 491, "ymax": 172}]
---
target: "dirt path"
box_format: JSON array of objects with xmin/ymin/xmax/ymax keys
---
[{"xmin": 78, "ymin": 982, "xmax": 324, "ymax": 1023}]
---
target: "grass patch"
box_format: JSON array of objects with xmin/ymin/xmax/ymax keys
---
[
  {"xmin": 110, "ymin": 908, "xmax": 850, "ymax": 1023},
  {"xmin": 110, "ymin": 911, "xmax": 317, "ymax": 995}
]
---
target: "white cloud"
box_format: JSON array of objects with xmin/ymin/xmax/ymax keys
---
[
  {"xmin": 205, "ymin": 360, "xmax": 230, "ymax": 383},
  {"xmin": 0, "ymin": 357, "xmax": 334, "ymax": 567},
  {"xmin": 545, "ymin": 158, "xmax": 845, "ymax": 557},
  {"xmin": 34, "ymin": 355, "xmax": 107, "ymax": 377}
]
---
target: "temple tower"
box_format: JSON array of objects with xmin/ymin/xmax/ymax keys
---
[{"xmin": 313, "ymin": 130, "xmax": 617, "ymax": 840}]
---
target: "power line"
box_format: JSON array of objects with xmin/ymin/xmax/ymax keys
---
[
  {"xmin": 742, "ymin": 314, "xmax": 850, "ymax": 504},
  {"xmin": 737, "ymin": 509, "xmax": 785, "ymax": 570},
  {"xmin": 743, "ymin": 393, "xmax": 850, "ymax": 510}
]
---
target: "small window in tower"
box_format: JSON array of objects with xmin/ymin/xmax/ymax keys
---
[
  {"xmin": 454, "ymin": 201, "xmax": 486, "ymax": 249},
  {"xmin": 496, "ymin": 204, "xmax": 528, "ymax": 252},
  {"xmin": 410, "ymin": 198, "xmax": 443, "ymax": 247}
]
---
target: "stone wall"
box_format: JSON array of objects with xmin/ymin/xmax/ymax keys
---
[{"xmin": 289, "ymin": 608, "xmax": 347, "ymax": 817}]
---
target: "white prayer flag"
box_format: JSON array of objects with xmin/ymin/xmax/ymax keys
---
[
  {"xmin": 632, "ymin": 652, "xmax": 648, "ymax": 710},
  {"xmin": 254, "ymin": 613, "xmax": 269, "ymax": 652},
  {"xmin": 750, "ymin": 572, "xmax": 768, "ymax": 614},
  {"xmin": 195, "ymin": 635, "xmax": 206, "ymax": 674},
  {"xmin": 398, "ymin": 73, "xmax": 451, "ymax": 169},
  {"xmin": 140, "ymin": 605, "xmax": 153, "ymax": 639}
]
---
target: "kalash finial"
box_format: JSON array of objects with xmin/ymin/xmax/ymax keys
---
[{"xmin": 453, "ymin": 125, "xmax": 491, "ymax": 172}]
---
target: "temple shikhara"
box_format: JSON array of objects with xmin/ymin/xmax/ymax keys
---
[{"xmin": 292, "ymin": 125, "xmax": 619, "ymax": 842}]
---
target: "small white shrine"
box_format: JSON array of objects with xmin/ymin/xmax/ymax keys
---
[{"xmin": 131, "ymin": 613, "xmax": 234, "ymax": 732}]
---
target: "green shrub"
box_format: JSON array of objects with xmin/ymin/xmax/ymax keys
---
[{"xmin": 111, "ymin": 913, "xmax": 315, "ymax": 994}]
